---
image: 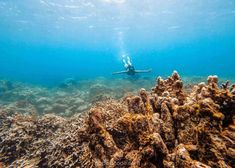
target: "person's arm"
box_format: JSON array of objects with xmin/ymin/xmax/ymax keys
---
[
  {"xmin": 112, "ymin": 70, "xmax": 128, "ymax": 75},
  {"xmin": 135, "ymin": 69, "xmax": 152, "ymax": 73}
]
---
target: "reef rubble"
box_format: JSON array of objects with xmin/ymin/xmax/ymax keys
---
[{"xmin": 0, "ymin": 71, "xmax": 234, "ymax": 168}]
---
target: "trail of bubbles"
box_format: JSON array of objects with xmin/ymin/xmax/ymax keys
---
[{"xmin": 117, "ymin": 30, "xmax": 132, "ymax": 67}]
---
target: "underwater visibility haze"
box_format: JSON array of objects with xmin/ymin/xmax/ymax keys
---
[
  {"xmin": 0, "ymin": 0, "xmax": 235, "ymax": 168},
  {"xmin": 0, "ymin": 0, "xmax": 235, "ymax": 84}
]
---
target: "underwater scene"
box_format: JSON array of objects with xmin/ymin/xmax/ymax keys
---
[{"xmin": 0, "ymin": 0, "xmax": 235, "ymax": 167}]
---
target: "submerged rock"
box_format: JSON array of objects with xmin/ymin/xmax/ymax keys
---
[
  {"xmin": 0, "ymin": 72, "xmax": 234, "ymax": 168},
  {"xmin": 58, "ymin": 78, "xmax": 78, "ymax": 89},
  {"xmin": 0, "ymin": 80, "xmax": 14, "ymax": 94}
]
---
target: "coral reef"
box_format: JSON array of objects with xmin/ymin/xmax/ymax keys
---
[
  {"xmin": 0, "ymin": 77, "xmax": 153, "ymax": 117},
  {"xmin": 0, "ymin": 80, "xmax": 15, "ymax": 93},
  {"xmin": 0, "ymin": 71, "xmax": 234, "ymax": 168}
]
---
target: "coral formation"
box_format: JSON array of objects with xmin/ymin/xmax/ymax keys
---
[
  {"xmin": 0, "ymin": 71, "xmax": 234, "ymax": 168},
  {"xmin": 0, "ymin": 77, "xmax": 153, "ymax": 117},
  {"xmin": 0, "ymin": 80, "xmax": 14, "ymax": 94}
]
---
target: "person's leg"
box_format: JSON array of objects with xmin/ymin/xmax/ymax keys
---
[
  {"xmin": 123, "ymin": 58, "xmax": 128, "ymax": 68},
  {"xmin": 127, "ymin": 56, "xmax": 132, "ymax": 66}
]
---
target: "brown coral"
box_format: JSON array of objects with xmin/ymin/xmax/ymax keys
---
[{"xmin": 0, "ymin": 71, "xmax": 234, "ymax": 168}]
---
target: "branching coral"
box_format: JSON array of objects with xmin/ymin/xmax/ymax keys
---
[{"xmin": 0, "ymin": 71, "xmax": 234, "ymax": 168}]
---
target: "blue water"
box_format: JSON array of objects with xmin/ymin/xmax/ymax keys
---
[{"xmin": 0, "ymin": 0, "xmax": 235, "ymax": 85}]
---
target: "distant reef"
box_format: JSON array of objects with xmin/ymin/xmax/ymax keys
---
[{"xmin": 0, "ymin": 71, "xmax": 234, "ymax": 168}]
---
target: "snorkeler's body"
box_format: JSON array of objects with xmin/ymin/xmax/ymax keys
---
[{"xmin": 112, "ymin": 56, "xmax": 152, "ymax": 76}]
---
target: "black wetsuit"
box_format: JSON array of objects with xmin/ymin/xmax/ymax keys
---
[
  {"xmin": 126, "ymin": 65, "xmax": 135, "ymax": 76},
  {"xmin": 112, "ymin": 65, "xmax": 151, "ymax": 76}
]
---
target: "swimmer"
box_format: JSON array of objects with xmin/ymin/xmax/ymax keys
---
[{"xmin": 113, "ymin": 56, "xmax": 152, "ymax": 76}]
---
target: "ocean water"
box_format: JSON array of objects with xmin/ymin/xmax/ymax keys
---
[
  {"xmin": 1, "ymin": 2, "xmax": 235, "ymax": 167},
  {"xmin": 0, "ymin": 0, "xmax": 235, "ymax": 85}
]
